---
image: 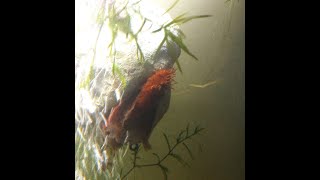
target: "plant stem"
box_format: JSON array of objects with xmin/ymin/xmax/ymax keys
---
[{"xmin": 120, "ymin": 129, "xmax": 203, "ymax": 179}]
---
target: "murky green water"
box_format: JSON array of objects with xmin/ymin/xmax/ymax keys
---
[{"xmin": 123, "ymin": 0, "xmax": 245, "ymax": 179}]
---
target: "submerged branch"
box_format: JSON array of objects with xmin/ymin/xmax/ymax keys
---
[{"xmin": 120, "ymin": 125, "xmax": 204, "ymax": 180}]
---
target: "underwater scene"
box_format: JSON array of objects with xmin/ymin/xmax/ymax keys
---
[{"xmin": 75, "ymin": 0, "xmax": 244, "ymax": 179}]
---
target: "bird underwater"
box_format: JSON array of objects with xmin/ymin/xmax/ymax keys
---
[{"xmin": 103, "ymin": 68, "xmax": 176, "ymax": 150}]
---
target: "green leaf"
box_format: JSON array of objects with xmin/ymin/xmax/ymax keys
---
[
  {"xmin": 170, "ymin": 153, "xmax": 190, "ymax": 167},
  {"xmin": 167, "ymin": 30, "xmax": 198, "ymax": 60},
  {"xmin": 135, "ymin": 18, "xmax": 147, "ymax": 35},
  {"xmin": 112, "ymin": 62, "xmax": 127, "ymax": 88},
  {"xmin": 80, "ymin": 57, "xmax": 95, "ymax": 89},
  {"xmin": 117, "ymin": 15, "xmax": 132, "ymax": 35},
  {"xmin": 164, "ymin": 13, "xmax": 211, "ymax": 28},
  {"xmin": 164, "ymin": 12, "xmax": 188, "ymax": 28},
  {"xmin": 186, "ymin": 123, "xmax": 190, "ymax": 136},
  {"xmin": 163, "ymin": 133, "xmax": 171, "ymax": 151},
  {"xmin": 182, "ymin": 143, "xmax": 194, "ymax": 160},
  {"xmin": 132, "ymin": 0, "xmax": 143, "ymax": 6},
  {"xmin": 177, "ymin": 130, "xmax": 186, "ymax": 143},
  {"xmin": 194, "ymin": 125, "xmax": 200, "ymax": 134},
  {"xmin": 195, "ymin": 126, "xmax": 205, "ymax": 134},
  {"xmin": 159, "ymin": 164, "xmax": 169, "ymax": 172},
  {"xmin": 152, "ymin": 26, "xmax": 163, "ymax": 33},
  {"xmin": 176, "ymin": 29, "xmax": 186, "ymax": 39},
  {"xmin": 152, "ymin": 153, "xmax": 161, "ymax": 163},
  {"xmin": 180, "ymin": 15, "xmax": 212, "ymax": 24},
  {"xmin": 154, "ymin": 35, "xmax": 167, "ymax": 58},
  {"xmin": 175, "ymin": 59, "xmax": 183, "ymax": 73},
  {"xmin": 159, "ymin": 164, "xmax": 168, "ymax": 180},
  {"xmin": 135, "ymin": 40, "xmax": 145, "ymax": 62},
  {"xmin": 198, "ymin": 128, "xmax": 205, "ymax": 133},
  {"xmin": 114, "ymin": 1, "xmax": 129, "ymax": 17},
  {"xmin": 96, "ymin": 0, "xmax": 106, "ymax": 25},
  {"xmin": 163, "ymin": 0, "xmax": 180, "ymax": 15}
]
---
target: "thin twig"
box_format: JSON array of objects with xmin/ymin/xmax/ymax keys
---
[{"xmin": 120, "ymin": 126, "xmax": 204, "ymax": 179}]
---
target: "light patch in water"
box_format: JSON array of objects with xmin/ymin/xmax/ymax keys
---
[
  {"xmin": 115, "ymin": 88, "xmax": 121, "ymax": 102},
  {"xmin": 189, "ymin": 80, "xmax": 218, "ymax": 88},
  {"xmin": 79, "ymin": 89, "xmax": 96, "ymax": 113}
]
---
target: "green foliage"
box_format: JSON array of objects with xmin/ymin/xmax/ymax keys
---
[
  {"xmin": 154, "ymin": 14, "xmax": 212, "ymax": 60},
  {"xmin": 77, "ymin": 0, "xmax": 211, "ymax": 88},
  {"xmin": 107, "ymin": 0, "xmax": 146, "ymax": 63},
  {"xmin": 96, "ymin": 0, "xmax": 107, "ymax": 25},
  {"xmin": 159, "ymin": 164, "xmax": 169, "ymax": 180},
  {"xmin": 107, "ymin": 0, "xmax": 211, "ymax": 75},
  {"xmin": 163, "ymin": 133, "xmax": 171, "ymax": 150},
  {"xmin": 120, "ymin": 124, "xmax": 205, "ymax": 180},
  {"xmin": 79, "ymin": 58, "xmax": 95, "ymax": 89},
  {"xmin": 76, "ymin": 1, "xmax": 210, "ymax": 179},
  {"xmin": 183, "ymin": 142, "xmax": 194, "ymax": 159},
  {"xmin": 152, "ymin": 11, "xmax": 211, "ymax": 73},
  {"xmin": 162, "ymin": 0, "xmax": 180, "ymax": 15},
  {"xmin": 112, "ymin": 60, "xmax": 127, "ymax": 89}
]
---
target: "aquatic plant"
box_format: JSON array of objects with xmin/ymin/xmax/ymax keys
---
[
  {"xmin": 79, "ymin": 0, "xmax": 211, "ymax": 89},
  {"xmin": 75, "ymin": 0, "xmax": 212, "ymax": 179},
  {"xmin": 120, "ymin": 124, "xmax": 205, "ymax": 180}
]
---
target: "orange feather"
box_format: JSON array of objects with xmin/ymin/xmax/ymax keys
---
[{"xmin": 105, "ymin": 68, "xmax": 176, "ymax": 149}]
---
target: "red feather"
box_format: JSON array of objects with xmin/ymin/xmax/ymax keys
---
[{"xmin": 105, "ymin": 68, "xmax": 176, "ymax": 149}]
